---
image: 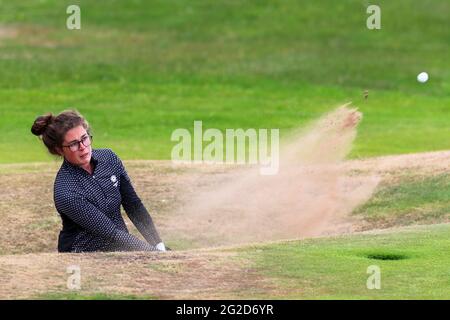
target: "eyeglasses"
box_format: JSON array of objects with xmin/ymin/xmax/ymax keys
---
[{"xmin": 62, "ymin": 135, "xmax": 93, "ymax": 152}]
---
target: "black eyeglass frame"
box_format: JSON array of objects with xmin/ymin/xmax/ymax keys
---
[{"xmin": 62, "ymin": 134, "xmax": 93, "ymax": 152}]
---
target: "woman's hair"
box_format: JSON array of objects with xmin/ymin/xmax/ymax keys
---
[{"xmin": 31, "ymin": 110, "xmax": 90, "ymax": 155}]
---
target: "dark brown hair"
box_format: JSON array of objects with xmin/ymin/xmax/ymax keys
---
[{"xmin": 31, "ymin": 110, "xmax": 90, "ymax": 156}]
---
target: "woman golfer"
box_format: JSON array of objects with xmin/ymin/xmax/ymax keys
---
[{"xmin": 31, "ymin": 110, "xmax": 167, "ymax": 253}]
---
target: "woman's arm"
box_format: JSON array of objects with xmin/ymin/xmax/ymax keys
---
[
  {"xmin": 116, "ymin": 157, "xmax": 163, "ymax": 247},
  {"xmin": 55, "ymin": 191, "xmax": 158, "ymax": 251}
]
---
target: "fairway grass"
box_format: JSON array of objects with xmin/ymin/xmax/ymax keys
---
[
  {"xmin": 0, "ymin": 0, "xmax": 449, "ymax": 163},
  {"xmin": 354, "ymin": 172, "xmax": 450, "ymax": 228},
  {"xmin": 242, "ymin": 223, "xmax": 450, "ymax": 299}
]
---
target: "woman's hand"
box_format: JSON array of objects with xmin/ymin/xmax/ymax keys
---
[{"xmin": 156, "ymin": 242, "xmax": 169, "ymax": 251}]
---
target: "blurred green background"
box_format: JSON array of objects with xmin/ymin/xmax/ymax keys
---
[{"xmin": 0, "ymin": 0, "xmax": 448, "ymax": 163}]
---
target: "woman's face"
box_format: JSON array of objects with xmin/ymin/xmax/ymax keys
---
[{"xmin": 59, "ymin": 125, "xmax": 92, "ymax": 167}]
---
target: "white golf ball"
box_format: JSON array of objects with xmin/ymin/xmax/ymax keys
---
[{"xmin": 417, "ymin": 72, "xmax": 429, "ymax": 83}]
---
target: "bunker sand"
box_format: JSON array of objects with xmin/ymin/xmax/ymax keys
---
[{"xmin": 0, "ymin": 250, "xmax": 274, "ymax": 299}]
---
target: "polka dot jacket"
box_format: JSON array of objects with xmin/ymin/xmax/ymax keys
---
[{"xmin": 54, "ymin": 148, "xmax": 162, "ymax": 253}]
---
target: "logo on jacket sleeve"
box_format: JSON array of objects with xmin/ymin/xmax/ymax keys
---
[{"xmin": 111, "ymin": 175, "xmax": 118, "ymax": 187}]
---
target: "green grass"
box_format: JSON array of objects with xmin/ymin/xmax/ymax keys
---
[
  {"xmin": 242, "ymin": 223, "xmax": 450, "ymax": 299},
  {"xmin": 0, "ymin": 0, "xmax": 449, "ymax": 163},
  {"xmin": 35, "ymin": 292, "xmax": 157, "ymax": 300},
  {"xmin": 353, "ymin": 173, "xmax": 450, "ymax": 227}
]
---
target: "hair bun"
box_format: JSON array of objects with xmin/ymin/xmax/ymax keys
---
[{"xmin": 31, "ymin": 113, "xmax": 54, "ymax": 136}]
